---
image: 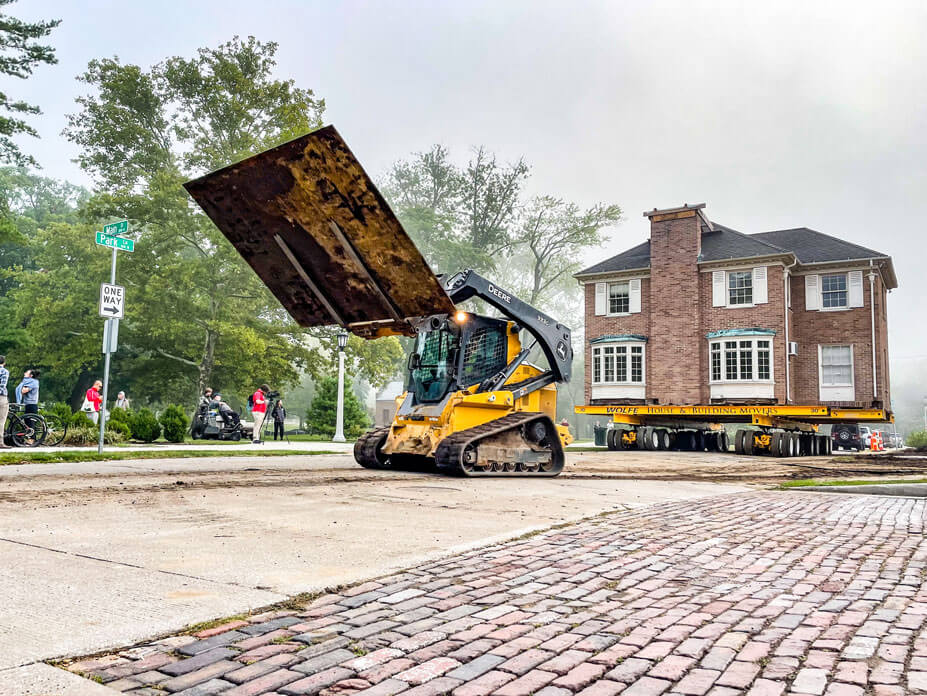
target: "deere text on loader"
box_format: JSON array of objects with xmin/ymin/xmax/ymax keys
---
[{"xmin": 184, "ymin": 125, "xmax": 573, "ymax": 477}]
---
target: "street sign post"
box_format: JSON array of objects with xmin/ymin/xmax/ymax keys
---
[
  {"xmin": 95, "ymin": 220, "xmax": 132, "ymax": 453},
  {"xmin": 99, "ymin": 283, "xmax": 125, "ymax": 319},
  {"xmin": 95, "ymin": 232, "xmax": 134, "ymax": 252}
]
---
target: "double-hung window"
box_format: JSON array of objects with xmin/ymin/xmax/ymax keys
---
[
  {"xmin": 820, "ymin": 273, "xmax": 848, "ymax": 309},
  {"xmin": 607, "ymin": 281, "xmax": 629, "ymax": 314},
  {"xmin": 709, "ymin": 338, "xmax": 772, "ymax": 382},
  {"xmin": 728, "ymin": 271, "xmax": 753, "ymax": 306},
  {"xmin": 820, "ymin": 345, "xmax": 853, "ymax": 386},
  {"xmin": 592, "ymin": 343, "xmax": 645, "ymax": 385}
]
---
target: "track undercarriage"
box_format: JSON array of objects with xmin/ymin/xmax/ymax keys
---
[{"xmin": 355, "ymin": 412, "xmax": 565, "ymax": 477}]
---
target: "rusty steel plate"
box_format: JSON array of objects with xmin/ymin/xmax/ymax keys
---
[{"xmin": 183, "ymin": 125, "xmax": 454, "ymax": 337}]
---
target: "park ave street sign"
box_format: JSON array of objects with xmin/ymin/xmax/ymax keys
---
[
  {"xmin": 99, "ymin": 283, "xmax": 125, "ymax": 319},
  {"xmin": 95, "ymin": 231, "xmax": 134, "ymax": 252}
]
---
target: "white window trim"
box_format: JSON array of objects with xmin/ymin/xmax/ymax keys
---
[
  {"xmin": 591, "ymin": 342, "xmax": 646, "ymax": 385},
  {"xmin": 818, "ymin": 344, "xmax": 854, "ymax": 387},
  {"xmin": 819, "ymin": 272, "xmax": 850, "ymax": 312},
  {"xmin": 606, "ymin": 280, "xmax": 631, "ymax": 317},
  {"xmin": 708, "ymin": 336, "xmax": 774, "ymax": 384},
  {"xmin": 726, "ymin": 270, "xmax": 755, "ymax": 308}
]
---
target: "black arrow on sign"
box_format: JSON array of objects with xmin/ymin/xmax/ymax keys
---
[{"xmin": 103, "ymin": 305, "xmax": 119, "ymax": 315}]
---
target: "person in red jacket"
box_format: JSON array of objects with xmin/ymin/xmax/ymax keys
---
[
  {"xmin": 85, "ymin": 380, "xmax": 103, "ymax": 425},
  {"xmin": 250, "ymin": 384, "xmax": 269, "ymax": 444}
]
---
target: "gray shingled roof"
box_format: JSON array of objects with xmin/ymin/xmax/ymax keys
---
[
  {"xmin": 577, "ymin": 240, "xmax": 650, "ymax": 275},
  {"xmin": 700, "ymin": 223, "xmax": 787, "ymax": 262},
  {"xmin": 576, "ymin": 222, "xmax": 892, "ymax": 279},
  {"xmin": 750, "ymin": 228, "xmax": 888, "ymax": 264}
]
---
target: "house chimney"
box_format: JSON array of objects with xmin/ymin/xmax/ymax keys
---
[{"xmin": 644, "ymin": 203, "xmax": 708, "ymax": 404}]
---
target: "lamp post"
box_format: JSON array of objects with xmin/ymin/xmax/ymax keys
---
[{"xmin": 333, "ymin": 331, "xmax": 348, "ymax": 442}]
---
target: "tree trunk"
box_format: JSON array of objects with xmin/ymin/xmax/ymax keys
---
[
  {"xmin": 197, "ymin": 329, "xmax": 217, "ymax": 399},
  {"xmin": 68, "ymin": 370, "xmax": 98, "ymax": 412}
]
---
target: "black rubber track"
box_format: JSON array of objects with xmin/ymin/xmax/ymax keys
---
[{"xmin": 434, "ymin": 412, "xmax": 565, "ymax": 477}]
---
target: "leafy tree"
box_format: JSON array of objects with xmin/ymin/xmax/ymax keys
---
[
  {"xmin": 510, "ymin": 195, "xmax": 622, "ymax": 306},
  {"xmin": 0, "ymin": 1, "xmax": 61, "ymax": 166},
  {"xmin": 306, "ymin": 375, "xmax": 369, "ymax": 438},
  {"xmin": 62, "ymin": 36, "xmax": 327, "ymax": 403},
  {"xmin": 382, "ymin": 145, "xmax": 529, "ymax": 275}
]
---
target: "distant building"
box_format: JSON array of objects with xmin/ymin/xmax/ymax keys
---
[
  {"xmin": 574, "ymin": 203, "xmax": 897, "ymax": 408},
  {"xmin": 375, "ymin": 381, "xmax": 405, "ymax": 427}
]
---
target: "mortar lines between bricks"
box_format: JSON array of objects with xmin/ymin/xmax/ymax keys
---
[{"xmin": 59, "ymin": 491, "xmax": 927, "ymax": 695}]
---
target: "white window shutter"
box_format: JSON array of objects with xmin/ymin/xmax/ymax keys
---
[
  {"xmin": 629, "ymin": 278, "xmax": 641, "ymax": 314},
  {"xmin": 753, "ymin": 266, "xmax": 768, "ymax": 304},
  {"xmin": 594, "ymin": 282, "xmax": 606, "ymax": 315},
  {"xmin": 712, "ymin": 271, "xmax": 726, "ymax": 307},
  {"xmin": 848, "ymin": 271, "xmax": 864, "ymax": 307},
  {"xmin": 805, "ymin": 275, "xmax": 820, "ymax": 311}
]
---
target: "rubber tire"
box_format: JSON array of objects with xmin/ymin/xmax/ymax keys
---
[
  {"xmin": 676, "ymin": 431, "xmax": 692, "ymax": 451},
  {"xmin": 826, "ymin": 436, "xmax": 833, "ymax": 455},
  {"xmin": 771, "ymin": 432, "xmax": 785, "ymax": 457},
  {"xmin": 743, "ymin": 430, "xmax": 755, "ymax": 456},
  {"xmin": 734, "ymin": 429, "xmax": 745, "ymax": 455},
  {"xmin": 704, "ymin": 432, "xmax": 718, "ymax": 452},
  {"xmin": 636, "ymin": 427, "xmax": 648, "ymax": 450},
  {"xmin": 718, "ymin": 431, "xmax": 730, "ymax": 452},
  {"xmin": 657, "ymin": 429, "xmax": 671, "ymax": 451},
  {"xmin": 788, "ymin": 432, "xmax": 799, "ymax": 457},
  {"xmin": 693, "ymin": 431, "xmax": 705, "ymax": 452},
  {"xmin": 810, "ymin": 435, "xmax": 819, "ymax": 456},
  {"xmin": 606, "ymin": 429, "xmax": 618, "ymax": 451},
  {"xmin": 642, "ymin": 427, "xmax": 658, "ymax": 451}
]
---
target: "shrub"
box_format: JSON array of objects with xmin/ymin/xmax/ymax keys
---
[
  {"xmin": 908, "ymin": 431, "xmax": 927, "ymax": 449},
  {"xmin": 70, "ymin": 411, "xmax": 94, "ymax": 428},
  {"xmin": 130, "ymin": 408, "xmax": 161, "ymax": 442},
  {"xmin": 109, "ymin": 406, "xmax": 131, "ymax": 424},
  {"xmin": 107, "ymin": 420, "xmax": 132, "ymax": 440},
  {"xmin": 159, "ymin": 405, "xmax": 189, "ymax": 443},
  {"xmin": 62, "ymin": 424, "xmax": 123, "ymax": 446}
]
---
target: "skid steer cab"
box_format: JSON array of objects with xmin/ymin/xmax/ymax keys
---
[{"xmin": 183, "ymin": 126, "xmax": 573, "ymax": 477}]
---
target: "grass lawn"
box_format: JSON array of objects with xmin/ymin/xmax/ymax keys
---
[
  {"xmin": 0, "ymin": 449, "xmax": 338, "ymax": 466},
  {"xmin": 780, "ymin": 478, "xmax": 927, "ymax": 489}
]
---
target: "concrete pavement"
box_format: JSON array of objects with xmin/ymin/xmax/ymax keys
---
[
  {"xmin": 0, "ymin": 453, "xmax": 745, "ymax": 689},
  {"xmin": 60, "ymin": 490, "xmax": 927, "ymax": 696}
]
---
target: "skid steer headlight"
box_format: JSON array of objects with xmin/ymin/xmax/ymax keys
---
[{"xmin": 455, "ymin": 311, "xmax": 468, "ymax": 323}]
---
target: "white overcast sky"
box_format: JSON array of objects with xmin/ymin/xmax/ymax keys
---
[{"xmin": 11, "ymin": 0, "xmax": 927, "ymax": 377}]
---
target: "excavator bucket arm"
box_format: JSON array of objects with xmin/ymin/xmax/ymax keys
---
[{"xmin": 183, "ymin": 125, "xmax": 455, "ymax": 337}]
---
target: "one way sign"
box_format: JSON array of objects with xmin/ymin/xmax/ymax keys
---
[{"xmin": 99, "ymin": 283, "xmax": 125, "ymax": 319}]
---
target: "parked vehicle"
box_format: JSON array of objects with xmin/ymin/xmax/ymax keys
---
[{"xmin": 832, "ymin": 424, "xmax": 865, "ymax": 451}]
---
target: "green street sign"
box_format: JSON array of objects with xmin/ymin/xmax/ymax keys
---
[
  {"xmin": 102, "ymin": 220, "xmax": 129, "ymax": 237},
  {"xmin": 96, "ymin": 232, "xmax": 134, "ymax": 252}
]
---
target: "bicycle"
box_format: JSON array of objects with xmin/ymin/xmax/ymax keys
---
[
  {"xmin": 4, "ymin": 404, "xmax": 48, "ymax": 447},
  {"xmin": 41, "ymin": 412, "xmax": 68, "ymax": 447}
]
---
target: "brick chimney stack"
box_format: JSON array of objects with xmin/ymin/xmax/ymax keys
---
[{"xmin": 645, "ymin": 204, "xmax": 708, "ymax": 404}]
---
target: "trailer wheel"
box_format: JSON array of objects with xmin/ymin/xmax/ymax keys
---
[
  {"xmin": 704, "ymin": 432, "xmax": 717, "ymax": 451},
  {"xmin": 826, "ymin": 436, "xmax": 833, "ymax": 455},
  {"xmin": 656, "ymin": 429, "xmax": 671, "ymax": 450},
  {"xmin": 606, "ymin": 429, "xmax": 618, "ymax": 451},
  {"xmin": 718, "ymin": 431, "xmax": 730, "ymax": 452},
  {"xmin": 787, "ymin": 432, "xmax": 799, "ymax": 457},
  {"xmin": 734, "ymin": 429, "xmax": 745, "ymax": 454},
  {"xmin": 616, "ymin": 430, "xmax": 630, "ymax": 450},
  {"xmin": 810, "ymin": 435, "xmax": 819, "ymax": 456},
  {"xmin": 675, "ymin": 430, "xmax": 691, "ymax": 451},
  {"xmin": 636, "ymin": 427, "xmax": 648, "ymax": 450},
  {"xmin": 641, "ymin": 427, "xmax": 657, "ymax": 451},
  {"xmin": 743, "ymin": 430, "xmax": 755, "ymax": 455},
  {"xmin": 771, "ymin": 432, "xmax": 784, "ymax": 457}
]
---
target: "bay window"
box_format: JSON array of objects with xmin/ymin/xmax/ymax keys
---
[
  {"xmin": 709, "ymin": 338, "xmax": 772, "ymax": 382},
  {"xmin": 592, "ymin": 343, "xmax": 645, "ymax": 385}
]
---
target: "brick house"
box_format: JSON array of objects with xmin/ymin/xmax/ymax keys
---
[{"xmin": 574, "ymin": 203, "xmax": 897, "ymax": 409}]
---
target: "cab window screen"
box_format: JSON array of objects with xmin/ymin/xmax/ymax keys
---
[{"xmin": 460, "ymin": 327, "xmax": 507, "ymax": 386}]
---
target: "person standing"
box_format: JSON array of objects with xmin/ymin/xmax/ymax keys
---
[
  {"xmin": 271, "ymin": 399, "xmax": 287, "ymax": 441},
  {"xmin": 114, "ymin": 391, "xmax": 130, "ymax": 409},
  {"xmin": 250, "ymin": 384, "xmax": 269, "ymax": 444},
  {"xmin": 0, "ymin": 356, "xmax": 10, "ymax": 449},
  {"xmin": 16, "ymin": 369, "xmax": 40, "ymax": 414},
  {"xmin": 85, "ymin": 380, "xmax": 103, "ymax": 425}
]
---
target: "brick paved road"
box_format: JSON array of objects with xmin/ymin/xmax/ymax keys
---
[{"xmin": 66, "ymin": 491, "xmax": 927, "ymax": 695}]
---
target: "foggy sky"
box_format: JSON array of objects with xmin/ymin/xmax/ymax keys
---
[{"xmin": 11, "ymin": 0, "xmax": 927, "ymax": 391}]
